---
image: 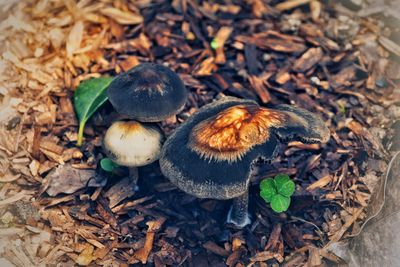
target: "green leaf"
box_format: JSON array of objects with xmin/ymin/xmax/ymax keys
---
[
  {"xmin": 260, "ymin": 178, "xmax": 278, "ymax": 203},
  {"xmin": 278, "ymin": 179, "xmax": 295, "ymax": 197},
  {"xmin": 274, "ymin": 174, "xmax": 295, "ymax": 197},
  {"xmin": 73, "ymin": 77, "xmax": 114, "ymax": 146},
  {"xmin": 260, "ymin": 187, "xmax": 277, "ymax": 203},
  {"xmin": 210, "ymin": 39, "xmax": 218, "ymax": 50},
  {"xmin": 100, "ymin": 158, "xmax": 119, "ymax": 172},
  {"xmin": 260, "ymin": 178, "xmax": 275, "ymax": 191},
  {"xmin": 270, "ymin": 194, "xmax": 291, "ymax": 213},
  {"xmin": 273, "ymin": 174, "xmax": 290, "ymax": 188},
  {"xmin": 274, "ymin": 175, "xmax": 295, "ymax": 197}
]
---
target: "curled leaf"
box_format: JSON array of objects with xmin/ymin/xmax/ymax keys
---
[{"xmin": 100, "ymin": 158, "xmax": 119, "ymax": 172}]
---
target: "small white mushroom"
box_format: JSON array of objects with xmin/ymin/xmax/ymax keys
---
[{"xmin": 103, "ymin": 120, "xmax": 164, "ymax": 167}]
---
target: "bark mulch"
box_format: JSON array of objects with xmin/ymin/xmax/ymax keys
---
[{"xmin": 0, "ymin": 0, "xmax": 399, "ymax": 266}]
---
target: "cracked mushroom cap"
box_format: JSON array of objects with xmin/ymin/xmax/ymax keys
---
[
  {"xmin": 107, "ymin": 63, "xmax": 187, "ymax": 122},
  {"xmin": 159, "ymin": 97, "xmax": 329, "ymax": 200},
  {"xmin": 103, "ymin": 120, "xmax": 164, "ymax": 167}
]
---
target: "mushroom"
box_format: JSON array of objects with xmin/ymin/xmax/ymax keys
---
[
  {"xmin": 107, "ymin": 63, "xmax": 187, "ymax": 122},
  {"xmin": 104, "ymin": 63, "xmax": 186, "ymax": 189},
  {"xmin": 159, "ymin": 97, "xmax": 329, "ymax": 228},
  {"xmin": 103, "ymin": 120, "xmax": 164, "ymax": 185}
]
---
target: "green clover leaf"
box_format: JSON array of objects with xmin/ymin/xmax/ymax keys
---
[
  {"xmin": 260, "ymin": 174, "xmax": 296, "ymax": 213},
  {"xmin": 260, "ymin": 178, "xmax": 277, "ymax": 203},
  {"xmin": 274, "ymin": 174, "xmax": 295, "ymax": 197},
  {"xmin": 270, "ymin": 194, "xmax": 291, "ymax": 213}
]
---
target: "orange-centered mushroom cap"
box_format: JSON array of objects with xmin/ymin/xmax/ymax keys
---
[
  {"xmin": 189, "ymin": 105, "xmax": 288, "ymax": 162},
  {"xmin": 160, "ymin": 96, "xmax": 330, "ymax": 200}
]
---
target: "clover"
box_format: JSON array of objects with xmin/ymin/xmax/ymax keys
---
[{"xmin": 260, "ymin": 174, "xmax": 295, "ymax": 213}]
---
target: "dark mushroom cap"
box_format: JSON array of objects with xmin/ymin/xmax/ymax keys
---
[
  {"xmin": 107, "ymin": 63, "xmax": 187, "ymax": 122},
  {"xmin": 103, "ymin": 120, "xmax": 164, "ymax": 167},
  {"xmin": 159, "ymin": 97, "xmax": 329, "ymax": 200}
]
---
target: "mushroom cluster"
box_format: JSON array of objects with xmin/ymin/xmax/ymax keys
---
[
  {"xmin": 159, "ymin": 97, "xmax": 329, "ymax": 227},
  {"xmin": 103, "ymin": 63, "xmax": 187, "ymax": 184},
  {"xmin": 101, "ymin": 63, "xmax": 329, "ymax": 229}
]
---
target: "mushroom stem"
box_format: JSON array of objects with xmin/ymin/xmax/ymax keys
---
[
  {"xmin": 227, "ymin": 190, "xmax": 251, "ymax": 228},
  {"xmin": 129, "ymin": 167, "xmax": 139, "ymax": 191}
]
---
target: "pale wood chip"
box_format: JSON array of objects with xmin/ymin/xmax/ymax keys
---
[
  {"xmin": 48, "ymin": 28, "xmax": 65, "ymax": 50},
  {"xmin": 40, "ymin": 140, "xmax": 64, "ymax": 155},
  {"xmin": 29, "ymin": 160, "xmax": 40, "ymax": 176},
  {"xmin": 275, "ymin": 0, "xmax": 312, "ymax": 11},
  {"xmin": 307, "ymin": 175, "xmax": 332, "ymax": 191},
  {"xmin": 379, "ymin": 36, "xmax": 400, "ymax": 57},
  {"xmin": 100, "ymin": 7, "xmax": 143, "ymax": 25},
  {"xmin": 66, "ymin": 21, "xmax": 84, "ymax": 58},
  {"xmin": 0, "ymin": 191, "xmax": 30, "ymax": 207},
  {"xmin": 214, "ymin": 26, "xmax": 233, "ymax": 64},
  {"xmin": 40, "ymin": 148, "xmax": 65, "ymax": 165},
  {"xmin": 310, "ymin": 1, "xmax": 321, "ymax": 22},
  {"xmin": 193, "ymin": 57, "xmax": 217, "ymax": 76}
]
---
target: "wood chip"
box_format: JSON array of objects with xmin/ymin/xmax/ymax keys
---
[
  {"xmin": 293, "ymin": 47, "xmax": 323, "ymax": 72},
  {"xmin": 66, "ymin": 21, "xmax": 84, "ymax": 58},
  {"xmin": 248, "ymin": 75, "xmax": 271, "ymax": 103},
  {"xmin": 40, "ymin": 140, "xmax": 64, "ymax": 155},
  {"xmin": 265, "ymin": 223, "xmax": 282, "ymax": 251},
  {"xmin": 307, "ymin": 175, "xmax": 332, "ymax": 191},
  {"xmin": 131, "ymin": 218, "xmax": 166, "ymax": 264},
  {"xmin": 250, "ymin": 251, "xmax": 275, "ymax": 262},
  {"xmin": 214, "ymin": 26, "xmax": 233, "ymax": 64},
  {"xmin": 310, "ymin": 1, "xmax": 321, "ymax": 22},
  {"xmin": 202, "ymin": 241, "xmax": 229, "ymax": 257},
  {"xmin": 105, "ymin": 172, "xmax": 138, "ymax": 209},
  {"xmin": 0, "ymin": 191, "xmax": 29, "ymax": 207},
  {"xmin": 100, "ymin": 7, "xmax": 143, "ymax": 25},
  {"xmin": 379, "ymin": 36, "xmax": 400, "ymax": 57},
  {"xmin": 75, "ymin": 243, "xmax": 94, "ymax": 266},
  {"xmin": 275, "ymin": 0, "xmax": 312, "ymax": 11}
]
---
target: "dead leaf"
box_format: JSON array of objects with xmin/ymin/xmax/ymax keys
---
[
  {"xmin": 43, "ymin": 164, "xmax": 106, "ymax": 196},
  {"xmin": 346, "ymin": 119, "xmax": 387, "ymax": 158}
]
